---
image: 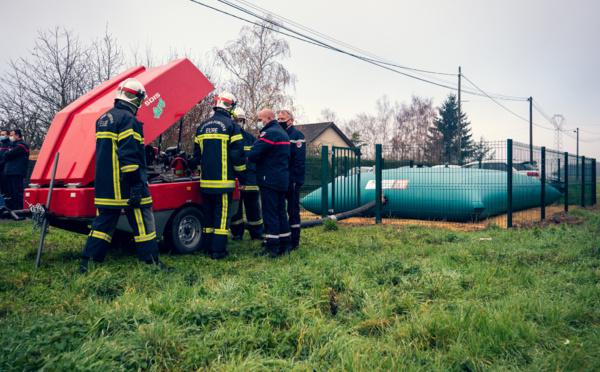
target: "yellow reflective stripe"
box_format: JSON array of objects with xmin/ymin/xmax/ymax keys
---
[
  {"xmin": 199, "ymin": 133, "xmax": 229, "ymax": 140},
  {"xmin": 96, "ymin": 131, "xmax": 117, "ymax": 140},
  {"xmin": 117, "ymin": 128, "xmax": 142, "ymax": 142},
  {"xmin": 230, "ymin": 134, "xmax": 243, "ymax": 143},
  {"xmin": 112, "ymin": 141, "xmax": 121, "ymax": 200},
  {"xmin": 134, "ymin": 208, "xmax": 146, "ymax": 236},
  {"xmin": 200, "ymin": 180, "xmax": 236, "ymax": 188},
  {"xmin": 231, "ymin": 218, "xmax": 244, "ymax": 225},
  {"xmin": 203, "ymin": 227, "xmax": 214, "ymax": 233},
  {"xmin": 221, "ymin": 139, "xmax": 228, "ymax": 180},
  {"xmin": 194, "ymin": 135, "xmax": 202, "ymax": 144},
  {"xmin": 234, "ymin": 164, "xmax": 246, "ymax": 172},
  {"xmin": 220, "ymin": 193, "xmax": 228, "ymax": 230},
  {"xmin": 243, "ymin": 146, "xmax": 253, "ymax": 151},
  {"xmin": 94, "ymin": 197, "xmax": 151, "ymax": 206},
  {"xmin": 244, "ymin": 186, "xmax": 259, "ymax": 191},
  {"xmin": 135, "ymin": 231, "xmax": 156, "ymax": 243},
  {"xmin": 89, "ymin": 230, "xmax": 112, "ymax": 243},
  {"xmin": 120, "ymin": 164, "xmax": 139, "ymax": 173},
  {"xmin": 214, "ymin": 228, "xmax": 229, "ymax": 236},
  {"xmin": 247, "ymin": 219, "xmax": 263, "ymax": 226}
]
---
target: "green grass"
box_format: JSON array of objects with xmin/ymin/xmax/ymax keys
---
[{"xmin": 1, "ymin": 209, "xmax": 599, "ymax": 371}]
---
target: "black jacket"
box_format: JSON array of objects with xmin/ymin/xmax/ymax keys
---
[
  {"xmin": 0, "ymin": 138, "xmax": 10, "ymax": 175},
  {"xmin": 193, "ymin": 108, "xmax": 246, "ymax": 194},
  {"xmin": 286, "ymin": 125, "xmax": 306, "ymax": 186},
  {"xmin": 248, "ymin": 120, "xmax": 290, "ymax": 192},
  {"xmin": 94, "ymin": 100, "xmax": 152, "ymax": 209},
  {"xmin": 240, "ymin": 126, "xmax": 258, "ymax": 191},
  {"xmin": 3, "ymin": 139, "xmax": 30, "ymax": 177}
]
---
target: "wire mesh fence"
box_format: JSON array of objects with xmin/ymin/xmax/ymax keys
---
[{"xmin": 298, "ymin": 140, "xmax": 597, "ymax": 229}]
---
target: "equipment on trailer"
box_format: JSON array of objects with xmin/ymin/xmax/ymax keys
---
[{"xmin": 24, "ymin": 58, "xmax": 237, "ymax": 258}]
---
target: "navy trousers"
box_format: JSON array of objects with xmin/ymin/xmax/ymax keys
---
[
  {"xmin": 230, "ymin": 189, "xmax": 263, "ymax": 239},
  {"xmin": 260, "ymin": 186, "xmax": 291, "ymax": 254},
  {"xmin": 200, "ymin": 192, "xmax": 233, "ymax": 256},
  {"xmin": 82, "ymin": 207, "xmax": 159, "ymax": 263},
  {"xmin": 286, "ymin": 183, "xmax": 302, "ymax": 248}
]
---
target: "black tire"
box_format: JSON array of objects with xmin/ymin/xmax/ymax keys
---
[{"xmin": 167, "ymin": 206, "xmax": 203, "ymax": 254}]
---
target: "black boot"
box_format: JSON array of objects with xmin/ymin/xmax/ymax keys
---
[
  {"xmin": 79, "ymin": 258, "xmax": 89, "ymax": 274},
  {"xmin": 210, "ymin": 250, "xmax": 229, "ymax": 260}
]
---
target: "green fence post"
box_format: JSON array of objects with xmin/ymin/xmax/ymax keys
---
[
  {"xmin": 581, "ymin": 156, "xmax": 586, "ymax": 207},
  {"xmin": 541, "ymin": 146, "xmax": 546, "ymax": 221},
  {"xmin": 507, "ymin": 139, "xmax": 513, "ymax": 228},
  {"xmin": 564, "ymin": 152, "xmax": 569, "ymax": 213},
  {"xmin": 592, "ymin": 159, "xmax": 597, "ymax": 206},
  {"xmin": 356, "ymin": 148, "xmax": 361, "ymax": 208},
  {"xmin": 375, "ymin": 144, "xmax": 383, "ymax": 224},
  {"xmin": 331, "ymin": 148, "xmax": 336, "ymax": 214},
  {"xmin": 320, "ymin": 146, "xmax": 329, "ymax": 217}
]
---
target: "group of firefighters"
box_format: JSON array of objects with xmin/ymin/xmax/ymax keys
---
[
  {"xmin": 0, "ymin": 128, "xmax": 30, "ymax": 211},
  {"xmin": 79, "ymin": 78, "xmax": 305, "ymax": 273}
]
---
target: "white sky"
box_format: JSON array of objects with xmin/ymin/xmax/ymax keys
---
[{"xmin": 1, "ymin": 0, "xmax": 600, "ymax": 159}]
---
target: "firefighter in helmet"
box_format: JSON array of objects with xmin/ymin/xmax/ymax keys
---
[
  {"xmin": 193, "ymin": 92, "xmax": 246, "ymax": 259},
  {"xmin": 80, "ymin": 78, "xmax": 171, "ymax": 273},
  {"xmin": 230, "ymin": 108, "xmax": 263, "ymax": 240}
]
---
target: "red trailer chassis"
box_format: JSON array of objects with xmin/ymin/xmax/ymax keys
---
[{"xmin": 24, "ymin": 59, "xmax": 230, "ymax": 253}]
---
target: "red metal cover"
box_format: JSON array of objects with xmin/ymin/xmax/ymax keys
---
[{"xmin": 30, "ymin": 58, "xmax": 214, "ymax": 186}]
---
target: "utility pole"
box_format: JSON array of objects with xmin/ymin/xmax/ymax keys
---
[
  {"xmin": 576, "ymin": 127, "xmax": 579, "ymax": 158},
  {"xmin": 457, "ymin": 66, "xmax": 462, "ymax": 164},
  {"xmin": 528, "ymin": 97, "xmax": 533, "ymax": 163},
  {"xmin": 575, "ymin": 127, "xmax": 580, "ymax": 179}
]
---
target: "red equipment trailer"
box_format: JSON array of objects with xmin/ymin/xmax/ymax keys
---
[{"xmin": 24, "ymin": 58, "xmax": 232, "ymax": 254}]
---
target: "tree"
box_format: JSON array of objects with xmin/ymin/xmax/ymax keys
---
[
  {"xmin": 214, "ymin": 21, "xmax": 295, "ymax": 123},
  {"xmin": 391, "ymin": 95, "xmax": 435, "ymax": 162},
  {"xmin": 319, "ymin": 108, "xmax": 338, "ymax": 123},
  {"xmin": 426, "ymin": 94, "xmax": 473, "ymax": 165},
  {"xmin": 470, "ymin": 136, "xmax": 495, "ymax": 163},
  {"xmin": 0, "ymin": 27, "xmax": 125, "ymax": 148}
]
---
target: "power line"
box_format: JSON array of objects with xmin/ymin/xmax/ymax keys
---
[{"xmin": 190, "ymin": 0, "xmax": 528, "ymax": 101}]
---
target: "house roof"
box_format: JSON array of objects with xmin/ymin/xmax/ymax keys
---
[{"xmin": 295, "ymin": 122, "xmax": 354, "ymax": 147}]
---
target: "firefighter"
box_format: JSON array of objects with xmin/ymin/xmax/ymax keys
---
[
  {"xmin": 2, "ymin": 129, "xmax": 30, "ymax": 210},
  {"xmin": 193, "ymin": 92, "xmax": 246, "ymax": 259},
  {"xmin": 248, "ymin": 109, "xmax": 291, "ymax": 257},
  {"xmin": 278, "ymin": 110, "xmax": 306, "ymax": 250},
  {"xmin": 80, "ymin": 78, "xmax": 170, "ymax": 273},
  {"xmin": 230, "ymin": 108, "xmax": 263, "ymax": 240},
  {"xmin": 0, "ymin": 128, "xmax": 10, "ymax": 196}
]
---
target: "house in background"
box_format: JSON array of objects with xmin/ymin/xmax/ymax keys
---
[{"xmin": 296, "ymin": 122, "xmax": 354, "ymax": 153}]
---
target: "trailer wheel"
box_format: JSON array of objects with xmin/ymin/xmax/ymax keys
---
[{"xmin": 168, "ymin": 206, "xmax": 203, "ymax": 254}]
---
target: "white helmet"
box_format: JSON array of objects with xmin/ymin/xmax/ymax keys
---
[
  {"xmin": 233, "ymin": 107, "xmax": 246, "ymax": 121},
  {"xmin": 214, "ymin": 92, "xmax": 237, "ymax": 112},
  {"xmin": 116, "ymin": 78, "xmax": 146, "ymax": 108}
]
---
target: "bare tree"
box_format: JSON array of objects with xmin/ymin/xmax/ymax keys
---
[
  {"xmin": 391, "ymin": 95, "xmax": 436, "ymax": 161},
  {"xmin": 214, "ymin": 21, "xmax": 295, "ymax": 123},
  {"xmin": 319, "ymin": 108, "xmax": 339, "ymax": 123},
  {"xmin": 0, "ymin": 27, "xmax": 125, "ymax": 148}
]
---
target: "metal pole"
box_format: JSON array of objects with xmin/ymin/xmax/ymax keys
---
[
  {"xmin": 36, "ymin": 152, "xmax": 60, "ymax": 268},
  {"xmin": 320, "ymin": 146, "xmax": 329, "ymax": 218},
  {"xmin": 507, "ymin": 139, "xmax": 513, "ymax": 228},
  {"xmin": 592, "ymin": 159, "xmax": 597, "ymax": 206},
  {"xmin": 528, "ymin": 97, "xmax": 533, "ymax": 163},
  {"xmin": 564, "ymin": 152, "xmax": 569, "ymax": 213},
  {"xmin": 575, "ymin": 128, "xmax": 579, "ymax": 179},
  {"xmin": 581, "ymin": 156, "xmax": 586, "ymax": 207},
  {"xmin": 331, "ymin": 148, "xmax": 336, "ymax": 213},
  {"xmin": 541, "ymin": 146, "xmax": 546, "ymax": 220},
  {"xmin": 356, "ymin": 148, "xmax": 361, "ymax": 208},
  {"xmin": 375, "ymin": 144, "xmax": 383, "ymax": 224},
  {"xmin": 457, "ymin": 66, "xmax": 462, "ymax": 164}
]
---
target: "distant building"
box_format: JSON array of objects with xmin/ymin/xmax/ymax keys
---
[{"xmin": 296, "ymin": 122, "xmax": 354, "ymax": 153}]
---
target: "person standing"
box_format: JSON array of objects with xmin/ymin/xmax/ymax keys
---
[
  {"xmin": 278, "ymin": 110, "xmax": 306, "ymax": 250},
  {"xmin": 3, "ymin": 129, "xmax": 30, "ymax": 210},
  {"xmin": 248, "ymin": 109, "xmax": 291, "ymax": 257},
  {"xmin": 0, "ymin": 128, "xmax": 10, "ymax": 196},
  {"xmin": 193, "ymin": 92, "xmax": 246, "ymax": 259},
  {"xmin": 230, "ymin": 108, "xmax": 263, "ymax": 240},
  {"xmin": 80, "ymin": 78, "xmax": 170, "ymax": 273}
]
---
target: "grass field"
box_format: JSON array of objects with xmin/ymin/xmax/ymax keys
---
[{"xmin": 1, "ymin": 208, "xmax": 599, "ymax": 371}]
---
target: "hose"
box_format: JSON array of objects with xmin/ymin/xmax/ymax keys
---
[{"xmin": 301, "ymin": 197, "xmax": 386, "ymax": 228}]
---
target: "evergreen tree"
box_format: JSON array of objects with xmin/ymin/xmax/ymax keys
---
[{"xmin": 426, "ymin": 94, "xmax": 473, "ymax": 164}]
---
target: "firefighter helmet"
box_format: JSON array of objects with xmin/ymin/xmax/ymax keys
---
[
  {"xmin": 116, "ymin": 78, "xmax": 146, "ymax": 108},
  {"xmin": 214, "ymin": 92, "xmax": 237, "ymax": 112},
  {"xmin": 233, "ymin": 107, "xmax": 246, "ymax": 121}
]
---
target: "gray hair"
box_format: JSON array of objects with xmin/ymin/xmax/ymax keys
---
[{"xmin": 278, "ymin": 109, "xmax": 294, "ymax": 121}]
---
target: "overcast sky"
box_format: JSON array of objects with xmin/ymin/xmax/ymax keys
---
[{"xmin": 2, "ymin": 0, "xmax": 600, "ymax": 158}]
